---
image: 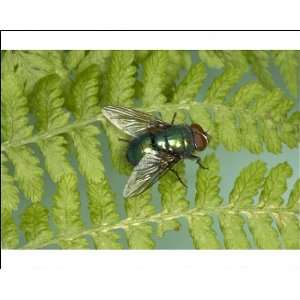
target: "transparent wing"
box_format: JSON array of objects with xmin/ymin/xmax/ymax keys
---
[
  {"xmin": 123, "ymin": 151, "xmax": 179, "ymax": 198},
  {"xmin": 102, "ymin": 106, "xmax": 170, "ymax": 137}
]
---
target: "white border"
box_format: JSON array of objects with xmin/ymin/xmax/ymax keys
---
[
  {"xmin": 2, "ymin": 31, "xmax": 300, "ymax": 50},
  {"xmin": 1, "ymin": 250, "xmax": 300, "ymax": 300},
  {"xmin": 1, "ymin": 0, "xmax": 300, "ymax": 30}
]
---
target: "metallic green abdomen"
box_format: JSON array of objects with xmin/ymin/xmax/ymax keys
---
[{"xmin": 127, "ymin": 125, "xmax": 195, "ymax": 166}]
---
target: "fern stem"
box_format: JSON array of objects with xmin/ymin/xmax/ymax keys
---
[
  {"xmin": 21, "ymin": 206, "xmax": 298, "ymax": 249},
  {"xmin": 1, "ymin": 115, "xmax": 105, "ymax": 152},
  {"xmin": 1, "ymin": 102, "xmax": 280, "ymax": 153}
]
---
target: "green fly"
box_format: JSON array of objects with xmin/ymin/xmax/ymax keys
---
[{"xmin": 102, "ymin": 106, "xmax": 210, "ymax": 198}]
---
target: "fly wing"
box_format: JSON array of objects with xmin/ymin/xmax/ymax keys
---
[
  {"xmin": 102, "ymin": 106, "xmax": 170, "ymax": 137},
  {"xmin": 123, "ymin": 151, "xmax": 180, "ymax": 198}
]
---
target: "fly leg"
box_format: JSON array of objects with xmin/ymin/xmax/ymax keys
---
[
  {"xmin": 170, "ymin": 112, "xmax": 177, "ymax": 125},
  {"xmin": 169, "ymin": 168, "xmax": 187, "ymax": 188},
  {"xmin": 189, "ymin": 155, "xmax": 208, "ymax": 170}
]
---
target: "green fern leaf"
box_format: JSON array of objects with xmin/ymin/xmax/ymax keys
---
[
  {"xmin": 229, "ymin": 161, "xmax": 267, "ymax": 208},
  {"xmin": 5, "ymin": 51, "xmax": 67, "ymax": 95},
  {"xmin": 103, "ymin": 51, "xmax": 137, "ymax": 172},
  {"xmin": 1, "ymin": 50, "xmax": 299, "ymax": 250},
  {"xmin": 125, "ymin": 192, "xmax": 156, "ymax": 249},
  {"xmin": 52, "ymin": 175, "xmax": 88, "ymax": 248},
  {"xmin": 219, "ymin": 213, "xmax": 250, "ymax": 249},
  {"xmin": 274, "ymin": 179, "xmax": 300, "ymax": 249},
  {"xmin": 172, "ymin": 63, "xmax": 206, "ymax": 104},
  {"xmin": 215, "ymin": 50, "xmax": 248, "ymax": 69},
  {"xmin": 195, "ymin": 154, "xmax": 223, "ymax": 208},
  {"xmin": 164, "ymin": 51, "xmax": 192, "ymax": 96},
  {"xmin": 21, "ymin": 202, "xmax": 53, "ymax": 247},
  {"xmin": 105, "ymin": 123, "xmax": 132, "ymax": 174},
  {"xmin": 2, "ymin": 209, "xmax": 19, "ymax": 249},
  {"xmin": 1, "ymin": 73, "xmax": 43, "ymax": 202},
  {"xmin": 199, "ymin": 50, "xmax": 248, "ymax": 71},
  {"xmin": 67, "ymin": 65, "xmax": 100, "ymax": 119},
  {"xmin": 158, "ymin": 161, "xmax": 189, "ymax": 236},
  {"xmin": 272, "ymin": 50, "xmax": 300, "ymax": 98},
  {"xmin": 189, "ymin": 154, "xmax": 222, "ymax": 249},
  {"xmin": 198, "ymin": 50, "xmax": 224, "ymax": 69},
  {"xmin": 77, "ymin": 50, "xmax": 111, "ymax": 73},
  {"xmin": 31, "ymin": 74, "xmax": 74, "ymax": 181},
  {"xmin": 39, "ymin": 137, "xmax": 74, "ymax": 182},
  {"xmin": 215, "ymin": 105, "xmax": 241, "ymax": 151},
  {"xmin": 247, "ymin": 214, "xmax": 281, "ymax": 249},
  {"xmin": 134, "ymin": 50, "xmax": 150, "ymax": 63},
  {"xmin": 70, "ymin": 126, "xmax": 104, "ymax": 182},
  {"xmin": 64, "ymin": 50, "xmax": 86, "ymax": 71},
  {"xmin": 88, "ymin": 180, "xmax": 122, "ymax": 249},
  {"xmin": 204, "ymin": 67, "xmax": 244, "ymax": 104},
  {"xmin": 31, "ymin": 74, "xmax": 70, "ymax": 131},
  {"xmin": 1, "ymin": 73, "xmax": 33, "ymax": 142},
  {"xmin": 142, "ymin": 51, "xmax": 168, "ymax": 105},
  {"xmin": 1, "ymin": 154, "xmax": 19, "ymax": 211},
  {"xmin": 230, "ymin": 81, "xmax": 266, "ymax": 108},
  {"xmin": 239, "ymin": 113, "xmax": 262, "ymax": 153},
  {"xmin": 245, "ymin": 51, "xmax": 275, "ymax": 90},
  {"xmin": 106, "ymin": 50, "xmax": 136, "ymax": 106},
  {"xmin": 259, "ymin": 162, "xmax": 293, "ymax": 207},
  {"xmin": 287, "ymin": 179, "xmax": 300, "ymax": 210},
  {"xmin": 189, "ymin": 215, "xmax": 221, "ymax": 249},
  {"xmin": 7, "ymin": 147, "xmax": 43, "ymax": 202},
  {"xmin": 67, "ymin": 65, "xmax": 104, "ymax": 182}
]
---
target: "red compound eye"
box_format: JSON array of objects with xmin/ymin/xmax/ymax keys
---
[{"xmin": 190, "ymin": 123, "xmax": 209, "ymax": 151}]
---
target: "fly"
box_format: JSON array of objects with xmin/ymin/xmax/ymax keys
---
[{"xmin": 102, "ymin": 106, "xmax": 210, "ymax": 198}]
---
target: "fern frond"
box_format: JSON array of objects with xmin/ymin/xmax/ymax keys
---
[
  {"xmin": 158, "ymin": 161, "xmax": 189, "ymax": 236},
  {"xmin": 272, "ymin": 50, "xmax": 299, "ymax": 98},
  {"xmin": 1, "ymin": 72, "xmax": 43, "ymax": 202},
  {"xmin": 1, "ymin": 50, "xmax": 299, "ymax": 250},
  {"xmin": 31, "ymin": 75, "xmax": 74, "ymax": 182},
  {"xmin": 105, "ymin": 50, "xmax": 136, "ymax": 106},
  {"xmin": 31, "ymin": 74, "xmax": 70, "ymax": 131},
  {"xmin": 52, "ymin": 175, "xmax": 88, "ymax": 248},
  {"xmin": 142, "ymin": 51, "xmax": 168, "ymax": 105},
  {"xmin": 103, "ymin": 51, "xmax": 137, "ymax": 172},
  {"xmin": 204, "ymin": 67, "xmax": 244, "ymax": 104},
  {"xmin": 1, "ymin": 73, "xmax": 33, "ymax": 142},
  {"xmin": 172, "ymin": 63, "xmax": 206, "ymax": 104},
  {"xmin": 275, "ymin": 179, "xmax": 300, "ymax": 249},
  {"xmin": 198, "ymin": 50, "xmax": 224, "ymax": 69},
  {"xmin": 65, "ymin": 65, "xmax": 104, "ymax": 182},
  {"xmin": 229, "ymin": 161, "xmax": 267, "ymax": 208},
  {"xmin": 21, "ymin": 202, "xmax": 53, "ymax": 247},
  {"xmin": 3, "ymin": 51, "xmax": 67, "ymax": 95},
  {"xmin": 219, "ymin": 214, "xmax": 250, "ymax": 249},
  {"xmin": 245, "ymin": 50, "xmax": 275, "ymax": 90},
  {"xmin": 1, "ymin": 153, "xmax": 19, "ymax": 211},
  {"xmin": 259, "ymin": 162, "xmax": 293, "ymax": 207},
  {"xmin": 199, "ymin": 50, "xmax": 249, "ymax": 70},
  {"xmin": 64, "ymin": 50, "xmax": 86, "ymax": 71},
  {"xmin": 125, "ymin": 192, "xmax": 156, "ymax": 249},
  {"xmin": 88, "ymin": 180, "xmax": 122, "ymax": 249},
  {"xmin": 189, "ymin": 154, "xmax": 223, "ymax": 249},
  {"xmin": 68, "ymin": 65, "xmax": 100, "ymax": 119},
  {"xmin": 7, "ymin": 147, "xmax": 43, "ymax": 202},
  {"xmin": 76, "ymin": 50, "xmax": 111, "ymax": 73},
  {"xmin": 195, "ymin": 154, "xmax": 223, "ymax": 208},
  {"xmin": 189, "ymin": 215, "xmax": 221, "ymax": 249},
  {"xmin": 2, "ymin": 209, "xmax": 19, "ymax": 248},
  {"xmin": 287, "ymin": 179, "xmax": 300, "ymax": 210}
]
